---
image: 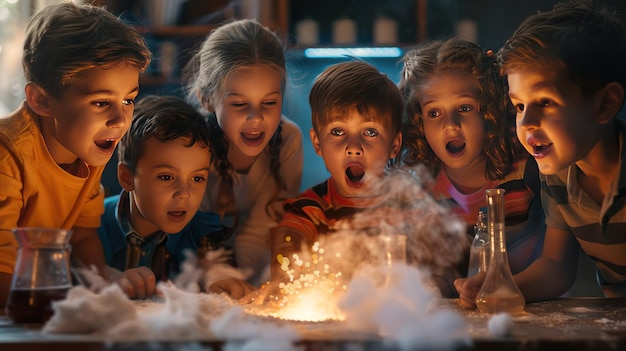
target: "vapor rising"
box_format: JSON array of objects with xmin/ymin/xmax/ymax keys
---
[{"xmin": 43, "ymin": 165, "xmax": 470, "ymax": 350}]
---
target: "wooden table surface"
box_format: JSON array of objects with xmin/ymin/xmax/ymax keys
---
[{"xmin": 1, "ymin": 297, "xmax": 626, "ymax": 351}]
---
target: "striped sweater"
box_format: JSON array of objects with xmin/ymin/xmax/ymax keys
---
[
  {"xmin": 542, "ymin": 120, "xmax": 626, "ymax": 296},
  {"xmin": 431, "ymin": 156, "xmax": 546, "ymax": 274}
]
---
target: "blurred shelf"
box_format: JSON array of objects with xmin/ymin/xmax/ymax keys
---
[
  {"xmin": 140, "ymin": 74, "xmax": 169, "ymax": 86},
  {"xmin": 135, "ymin": 25, "xmax": 216, "ymax": 37}
]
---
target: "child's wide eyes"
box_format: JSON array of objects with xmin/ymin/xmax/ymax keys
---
[
  {"xmin": 330, "ymin": 128, "xmax": 345, "ymax": 136},
  {"xmin": 426, "ymin": 109, "xmax": 441, "ymax": 118},
  {"xmin": 459, "ymin": 104, "xmax": 474, "ymax": 112},
  {"xmin": 540, "ymin": 99, "xmax": 552, "ymax": 107},
  {"xmin": 513, "ymin": 98, "xmax": 553, "ymax": 113},
  {"xmin": 192, "ymin": 175, "xmax": 206, "ymax": 182},
  {"xmin": 94, "ymin": 101, "xmax": 109, "ymax": 108},
  {"xmin": 363, "ymin": 128, "xmax": 378, "ymax": 137}
]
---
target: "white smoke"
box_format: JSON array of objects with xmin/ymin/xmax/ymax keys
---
[{"xmin": 43, "ymin": 165, "xmax": 471, "ymax": 350}]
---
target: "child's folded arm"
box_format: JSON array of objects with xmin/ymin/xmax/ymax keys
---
[{"xmin": 514, "ymin": 225, "xmax": 580, "ymax": 302}]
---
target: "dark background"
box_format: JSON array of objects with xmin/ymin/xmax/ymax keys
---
[{"xmin": 104, "ymin": 0, "xmax": 626, "ymax": 196}]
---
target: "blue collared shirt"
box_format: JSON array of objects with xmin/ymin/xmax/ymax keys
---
[{"xmin": 97, "ymin": 191, "xmax": 231, "ymax": 280}]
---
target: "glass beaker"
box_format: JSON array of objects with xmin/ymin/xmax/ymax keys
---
[
  {"xmin": 378, "ymin": 233, "xmax": 407, "ymax": 266},
  {"xmin": 377, "ymin": 233, "xmax": 407, "ymax": 289},
  {"xmin": 475, "ymin": 189, "xmax": 525, "ymax": 315},
  {"xmin": 5, "ymin": 228, "xmax": 73, "ymax": 324}
]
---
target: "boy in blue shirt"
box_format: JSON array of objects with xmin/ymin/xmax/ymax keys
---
[{"xmin": 98, "ymin": 95, "xmax": 255, "ymax": 299}]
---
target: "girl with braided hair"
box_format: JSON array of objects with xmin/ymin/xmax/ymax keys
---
[{"xmin": 183, "ymin": 19, "xmax": 303, "ymax": 286}]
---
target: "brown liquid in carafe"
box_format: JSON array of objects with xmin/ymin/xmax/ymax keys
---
[{"xmin": 5, "ymin": 287, "xmax": 70, "ymax": 324}]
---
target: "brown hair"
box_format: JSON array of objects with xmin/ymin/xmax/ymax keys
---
[
  {"xmin": 498, "ymin": 0, "xmax": 626, "ymax": 97},
  {"xmin": 400, "ymin": 39, "xmax": 522, "ymax": 180},
  {"xmin": 22, "ymin": 2, "xmax": 151, "ymax": 99},
  {"xmin": 118, "ymin": 95, "xmax": 211, "ymax": 172},
  {"xmin": 309, "ymin": 61, "xmax": 403, "ymax": 138}
]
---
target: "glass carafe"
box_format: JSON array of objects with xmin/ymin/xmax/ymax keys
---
[
  {"xmin": 475, "ymin": 189, "xmax": 525, "ymax": 315},
  {"xmin": 6, "ymin": 228, "xmax": 73, "ymax": 323}
]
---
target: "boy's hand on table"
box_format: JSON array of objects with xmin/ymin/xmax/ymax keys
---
[
  {"xmin": 208, "ymin": 278, "xmax": 256, "ymax": 299},
  {"xmin": 454, "ymin": 272, "xmax": 486, "ymax": 309},
  {"xmin": 113, "ymin": 266, "xmax": 157, "ymax": 299}
]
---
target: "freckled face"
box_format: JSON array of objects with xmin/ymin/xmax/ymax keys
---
[
  {"xmin": 417, "ymin": 72, "xmax": 486, "ymax": 172},
  {"xmin": 507, "ymin": 67, "xmax": 599, "ymax": 175},
  {"xmin": 126, "ymin": 137, "xmax": 211, "ymax": 235},
  {"xmin": 213, "ymin": 65, "xmax": 283, "ymax": 159},
  {"xmin": 44, "ymin": 65, "xmax": 140, "ymax": 166},
  {"xmin": 311, "ymin": 112, "xmax": 401, "ymax": 198}
]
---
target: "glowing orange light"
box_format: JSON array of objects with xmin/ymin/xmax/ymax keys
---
[{"xmin": 246, "ymin": 240, "xmax": 348, "ymax": 322}]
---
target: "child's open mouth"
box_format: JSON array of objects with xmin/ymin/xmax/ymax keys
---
[
  {"xmin": 345, "ymin": 164, "xmax": 365, "ymax": 188},
  {"xmin": 446, "ymin": 139, "xmax": 465, "ymax": 157},
  {"xmin": 95, "ymin": 138, "xmax": 116, "ymax": 151},
  {"xmin": 531, "ymin": 142, "xmax": 553, "ymax": 158},
  {"xmin": 167, "ymin": 211, "xmax": 187, "ymax": 223},
  {"xmin": 241, "ymin": 131, "xmax": 265, "ymax": 147}
]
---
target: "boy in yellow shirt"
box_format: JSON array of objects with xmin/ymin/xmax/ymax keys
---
[{"xmin": 0, "ymin": 2, "xmax": 151, "ymax": 306}]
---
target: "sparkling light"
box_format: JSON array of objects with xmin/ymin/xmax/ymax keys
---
[{"xmin": 245, "ymin": 240, "xmax": 348, "ymax": 322}]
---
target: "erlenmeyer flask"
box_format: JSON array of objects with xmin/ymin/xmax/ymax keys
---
[{"xmin": 475, "ymin": 189, "xmax": 525, "ymax": 315}]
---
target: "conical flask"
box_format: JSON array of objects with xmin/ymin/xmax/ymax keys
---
[{"xmin": 475, "ymin": 188, "xmax": 525, "ymax": 314}]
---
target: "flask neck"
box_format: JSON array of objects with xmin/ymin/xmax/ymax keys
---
[
  {"xmin": 488, "ymin": 219, "xmax": 508, "ymax": 258},
  {"xmin": 485, "ymin": 188, "xmax": 508, "ymax": 258}
]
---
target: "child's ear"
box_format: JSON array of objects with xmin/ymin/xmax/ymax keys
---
[
  {"xmin": 595, "ymin": 82, "xmax": 625, "ymax": 124},
  {"xmin": 309, "ymin": 128, "xmax": 322, "ymax": 156},
  {"xmin": 24, "ymin": 82, "xmax": 53, "ymax": 117},
  {"xmin": 117, "ymin": 162, "xmax": 135, "ymax": 192},
  {"xmin": 389, "ymin": 131, "xmax": 403, "ymax": 159}
]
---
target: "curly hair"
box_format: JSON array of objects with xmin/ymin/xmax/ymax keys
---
[{"xmin": 399, "ymin": 39, "xmax": 523, "ymax": 180}]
